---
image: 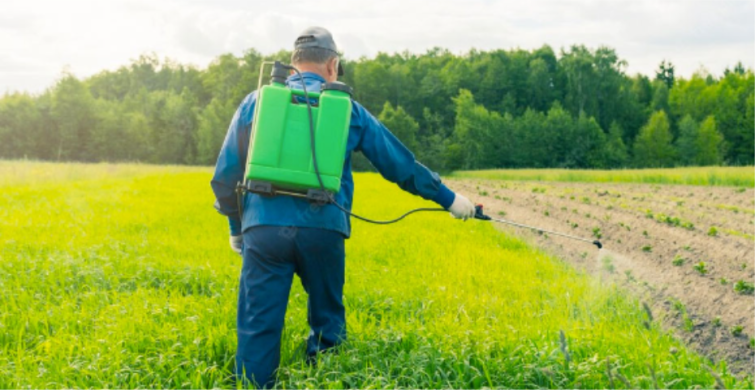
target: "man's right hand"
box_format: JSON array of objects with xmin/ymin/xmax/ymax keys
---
[
  {"xmin": 230, "ymin": 235, "xmax": 243, "ymax": 255},
  {"xmin": 449, "ymin": 193, "xmax": 476, "ymax": 221}
]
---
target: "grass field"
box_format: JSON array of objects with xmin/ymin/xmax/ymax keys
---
[
  {"xmin": 1, "ymin": 161, "xmax": 752, "ymax": 389},
  {"xmin": 451, "ymin": 166, "xmax": 755, "ymax": 187}
]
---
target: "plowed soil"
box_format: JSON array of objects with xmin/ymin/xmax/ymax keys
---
[{"xmin": 447, "ymin": 178, "xmax": 755, "ymax": 374}]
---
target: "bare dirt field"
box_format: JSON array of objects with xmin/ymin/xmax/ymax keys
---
[{"xmin": 447, "ymin": 178, "xmax": 755, "ymax": 374}]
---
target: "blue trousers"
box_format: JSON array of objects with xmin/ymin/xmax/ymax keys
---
[{"xmin": 236, "ymin": 226, "xmax": 346, "ymax": 388}]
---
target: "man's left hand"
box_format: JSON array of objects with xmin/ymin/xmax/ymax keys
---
[{"xmin": 230, "ymin": 235, "xmax": 243, "ymax": 255}]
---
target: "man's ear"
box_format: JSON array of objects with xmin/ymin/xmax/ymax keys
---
[{"xmin": 329, "ymin": 58, "xmax": 338, "ymax": 78}]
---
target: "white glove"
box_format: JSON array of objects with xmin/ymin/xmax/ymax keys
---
[
  {"xmin": 449, "ymin": 193, "xmax": 476, "ymax": 221},
  {"xmin": 230, "ymin": 235, "xmax": 243, "ymax": 255}
]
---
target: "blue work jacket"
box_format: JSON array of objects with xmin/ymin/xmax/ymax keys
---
[{"xmin": 211, "ymin": 72, "xmax": 455, "ymax": 238}]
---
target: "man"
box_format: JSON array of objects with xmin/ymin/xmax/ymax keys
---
[{"xmin": 211, "ymin": 26, "xmax": 476, "ymax": 388}]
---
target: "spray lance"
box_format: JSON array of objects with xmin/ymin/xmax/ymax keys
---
[
  {"xmin": 473, "ymin": 205, "xmax": 602, "ymax": 249},
  {"xmin": 237, "ymin": 61, "xmax": 603, "ymax": 249}
]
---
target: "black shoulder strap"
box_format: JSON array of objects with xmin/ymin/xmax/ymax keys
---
[{"xmin": 237, "ymin": 122, "xmax": 250, "ymax": 167}]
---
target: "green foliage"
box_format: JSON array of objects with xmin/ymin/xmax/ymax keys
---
[
  {"xmin": 3, "ymin": 162, "xmax": 752, "ymax": 388},
  {"xmin": 0, "ymin": 46, "xmax": 752, "ymax": 170},
  {"xmin": 602, "ymin": 122, "xmax": 629, "ymax": 167},
  {"xmin": 633, "ymin": 111, "xmax": 676, "ymax": 167},
  {"xmin": 675, "ymin": 115, "xmax": 699, "ymax": 165},
  {"xmin": 695, "ymin": 116, "xmax": 724, "ymax": 166},
  {"xmin": 708, "ymin": 226, "xmax": 719, "ymax": 237},
  {"xmin": 676, "ymin": 114, "xmax": 724, "ymax": 166},
  {"xmin": 51, "ymin": 74, "xmax": 98, "ymax": 161},
  {"xmin": 451, "ymin": 89, "xmax": 498, "ymax": 169},
  {"xmin": 197, "ymin": 98, "xmax": 236, "ymax": 165},
  {"xmin": 378, "ymin": 102, "xmax": 419, "ymax": 152},
  {"xmin": 568, "ymin": 113, "xmax": 607, "ymax": 168},
  {"xmin": 452, "ymin": 166, "xmax": 754, "ymax": 187},
  {"xmin": 733, "ymin": 280, "xmax": 755, "ymax": 295},
  {"xmin": 693, "ymin": 262, "xmax": 708, "ymax": 275},
  {"xmin": 0, "ymin": 93, "xmax": 47, "ymax": 159},
  {"xmin": 515, "ymin": 108, "xmax": 549, "ymax": 167},
  {"xmin": 656, "ymin": 60, "xmax": 675, "ymax": 89},
  {"xmin": 742, "ymin": 92, "xmax": 755, "ymax": 165},
  {"xmin": 650, "ymin": 80, "xmax": 670, "ymax": 114}
]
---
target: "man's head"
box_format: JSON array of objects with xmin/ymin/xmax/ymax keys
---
[{"xmin": 291, "ymin": 27, "xmax": 343, "ymax": 83}]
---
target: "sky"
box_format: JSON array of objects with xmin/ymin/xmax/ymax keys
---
[{"xmin": 1, "ymin": 0, "xmax": 753, "ymax": 94}]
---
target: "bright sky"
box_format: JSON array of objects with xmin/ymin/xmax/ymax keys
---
[{"xmin": 1, "ymin": 0, "xmax": 752, "ymax": 94}]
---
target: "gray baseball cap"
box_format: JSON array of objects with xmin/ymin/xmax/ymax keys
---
[{"xmin": 294, "ymin": 26, "xmax": 344, "ymax": 76}]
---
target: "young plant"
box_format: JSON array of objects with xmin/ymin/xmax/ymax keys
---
[
  {"xmin": 733, "ymin": 280, "xmax": 754, "ymax": 295},
  {"xmin": 672, "ymin": 255, "xmax": 685, "ymax": 266},
  {"xmin": 592, "ymin": 227, "xmax": 602, "ymax": 239},
  {"xmin": 707, "ymin": 226, "xmax": 718, "ymax": 237},
  {"xmin": 732, "ymin": 325, "xmax": 744, "ymax": 337},
  {"xmin": 693, "ymin": 261, "xmax": 708, "ymax": 275},
  {"xmin": 642, "ymin": 245, "xmax": 652, "ymax": 253},
  {"xmin": 671, "ymin": 299, "xmax": 685, "ymax": 313}
]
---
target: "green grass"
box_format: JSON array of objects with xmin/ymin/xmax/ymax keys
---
[
  {"xmin": 451, "ymin": 166, "xmax": 755, "ymax": 187},
  {"xmin": 0, "ymin": 161, "xmax": 752, "ymax": 388}
]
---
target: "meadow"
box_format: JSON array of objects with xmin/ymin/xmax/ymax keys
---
[
  {"xmin": 451, "ymin": 166, "xmax": 755, "ymax": 187},
  {"xmin": 0, "ymin": 161, "xmax": 752, "ymax": 388}
]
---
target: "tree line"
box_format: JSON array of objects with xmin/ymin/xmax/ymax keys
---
[{"xmin": 0, "ymin": 46, "xmax": 751, "ymax": 171}]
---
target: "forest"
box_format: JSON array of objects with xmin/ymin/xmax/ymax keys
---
[{"xmin": 0, "ymin": 45, "xmax": 752, "ymax": 171}]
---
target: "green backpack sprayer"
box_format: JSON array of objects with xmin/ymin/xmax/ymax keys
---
[
  {"xmin": 235, "ymin": 61, "xmax": 445, "ymax": 224},
  {"xmin": 241, "ymin": 61, "xmax": 352, "ymax": 199},
  {"xmin": 235, "ymin": 61, "xmax": 602, "ymax": 248}
]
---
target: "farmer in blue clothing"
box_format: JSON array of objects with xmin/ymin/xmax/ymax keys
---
[{"xmin": 211, "ymin": 26, "xmax": 476, "ymax": 388}]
